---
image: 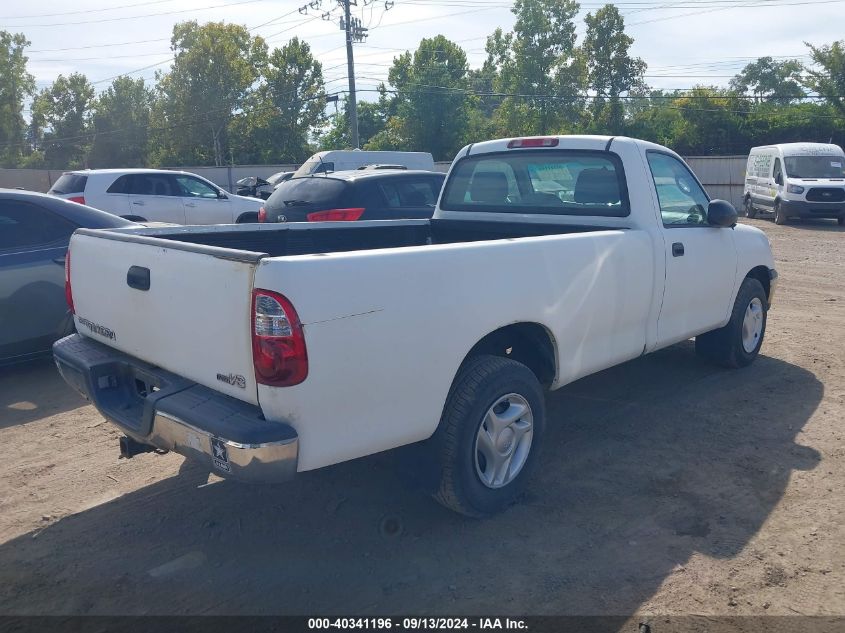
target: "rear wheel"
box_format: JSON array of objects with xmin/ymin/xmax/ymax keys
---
[
  {"xmin": 773, "ymin": 200, "xmax": 788, "ymax": 225},
  {"xmin": 744, "ymin": 197, "xmax": 757, "ymax": 218},
  {"xmin": 695, "ymin": 277, "xmax": 767, "ymax": 368},
  {"xmin": 429, "ymin": 355, "xmax": 545, "ymax": 517}
]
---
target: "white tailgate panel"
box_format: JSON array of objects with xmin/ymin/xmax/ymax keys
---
[{"xmin": 70, "ymin": 233, "xmax": 258, "ymax": 404}]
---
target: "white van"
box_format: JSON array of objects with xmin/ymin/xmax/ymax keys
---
[
  {"xmin": 743, "ymin": 143, "xmax": 845, "ymax": 225},
  {"xmin": 293, "ymin": 150, "xmax": 435, "ymax": 177}
]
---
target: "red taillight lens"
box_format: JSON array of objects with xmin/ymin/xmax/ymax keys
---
[
  {"xmin": 64, "ymin": 251, "xmax": 75, "ymax": 314},
  {"xmin": 507, "ymin": 137, "xmax": 559, "ymax": 148},
  {"xmin": 252, "ymin": 289, "xmax": 308, "ymax": 387},
  {"xmin": 67, "ymin": 196, "xmax": 86, "ymax": 205},
  {"xmin": 258, "ymin": 206, "xmax": 267, "ymax": 223},
  {"xmin": 306, "ymin": 208, "xmax": 365, "ymax": 222}
]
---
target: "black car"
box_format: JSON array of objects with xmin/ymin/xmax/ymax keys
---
[
  {"xmin": 259, "ymin": 170, "xmax": 446, "ymax": 223},
  {"xmin": 0, "ymin": 189, "xmax": 135, "ymax": 365}
]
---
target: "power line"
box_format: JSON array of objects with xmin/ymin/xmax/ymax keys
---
[
  {"xmin": 6, "ymin": 0, "xmax": 271, "ymax": 28},
  {"xmin": 0, "ymin": 0, "xmax": 176, "ymax": 20}
]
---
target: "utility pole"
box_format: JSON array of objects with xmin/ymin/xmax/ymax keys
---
[{"xmin": 342, "ymin": 0, "xmax": 360, "ymax": 148}]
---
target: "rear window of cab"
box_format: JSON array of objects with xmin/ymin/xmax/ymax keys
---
[{"xmin": 440, "ymin": 150, "xmax": 629, "ymax": 217}]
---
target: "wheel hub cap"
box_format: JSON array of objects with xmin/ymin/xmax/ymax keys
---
[
  {"xmin": 474, "ymin": 393, "xmax": 534, "ymax": 489},
  {"xmin": 741, "ymin": 297, "xmax": 764, "ymax": 353}
]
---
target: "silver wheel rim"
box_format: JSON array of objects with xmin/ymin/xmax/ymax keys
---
[
  {"xmin": 474, "ymin": 393, "xmax": 534, "ymax": 489},
  {"xmin": 741, "ymin": 297, "xmax": 764, "ymax": 353}
]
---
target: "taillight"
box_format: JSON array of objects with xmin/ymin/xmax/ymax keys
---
[
  {"xmin": 258, "ymin": 206, "xmax": 267, "ymax": 223},
  {"xmin": 306, "ymin": 208, "xmax": 365, "ymax": 222},
  {"xmin": 507, "ymin": 137, "xmax": 559, "ymax": 149},
  {"xmin": 252, "ymin": 289, "xmax": 308, "ymax": 387},
  {"xmin": 67, "ymin": 195, "xmax": 86, "ymax": 205},
  {"xmin": 64, "ymin": 251, "xmax": 75, "ymax": 314}
]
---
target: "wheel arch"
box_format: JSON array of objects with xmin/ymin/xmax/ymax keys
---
[
  {"xmin": 745, "ymin": 265, "xmax": 771, "ymax": 302},
  {"xmin": 459, "ymin": 322, "xmax": 557, "ymax": 389},
  {"xmin": 236, "ymin": 211, "xmax": 259, "ymax": 224}
]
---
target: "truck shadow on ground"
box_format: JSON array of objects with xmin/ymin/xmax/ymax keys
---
[
  {"xmin": 778, "ymin": 218, "xmax": 844, "ymax": 232},
  {"xmin": 0, "ymin": 358, "xmax": 86, "ymax": 429},
  {"xmin": 0, "ymin": 342, "xmax": 822, "ymax": 616}
]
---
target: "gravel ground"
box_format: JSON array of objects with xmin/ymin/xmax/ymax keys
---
[{"xmin": 0, "ymin": 216, "xmax": 843, "ymax": 619}]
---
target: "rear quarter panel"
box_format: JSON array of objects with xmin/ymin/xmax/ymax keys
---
[{"xmin": 254, "ymin": 230, "xmax": 654, "ymax": 471}]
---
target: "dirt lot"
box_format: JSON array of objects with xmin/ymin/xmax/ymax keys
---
[{"xmin": 0, "ymin": 217, "xmax": 843, "ymax": 618}]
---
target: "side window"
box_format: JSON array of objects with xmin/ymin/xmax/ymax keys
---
[
  {"xmin": 378, "ymin": 179, "xmax": 440, "ymax": 208},
  {"xmin": 646, "ymin": 152, "xmax": 710, "ymax": 227},
  {"xmin": 174, "ymin": 175, "xmax": 220, "ymax": 199},
  {"xmin": 106, "ymin": 175, "xmax": 131, "ymax": 194},
  {"xmin": 773, "ymin": 158, "xmax": 783, "ymax": 184},
  {"xmin": 0, "ymin": 200, "xmax": 76, "ymax": 251},
  {"xmin": 127, "ymin": 173, "xmax": 177, "ymax": 197}
]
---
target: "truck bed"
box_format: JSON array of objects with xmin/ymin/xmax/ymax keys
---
[{"xmin": 90, "ymin": 218, "xmax": 621, "ymax": 258}]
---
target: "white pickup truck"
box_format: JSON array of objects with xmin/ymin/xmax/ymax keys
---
[{"xmin": 54, "ymin": 136, "xmax": 777, "ymax": 517}]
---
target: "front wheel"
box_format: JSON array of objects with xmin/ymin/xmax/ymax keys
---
[
  {"xmin": 774, "ymin": 201, "xmax": 788, "ymax": 225},
  {"xmin": 744, "ymin": 197, "xmax": 757, "ymax": 218},
  {"xmin": 695, "ymin": 277, "xmax": 768, "ymax": 368},
  {"xmin": 430, "ymin": 355, "xmax": 545, "ymax": 517}
]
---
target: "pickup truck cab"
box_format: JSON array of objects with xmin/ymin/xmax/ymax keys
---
[{"xmin": 54, "ymin": 136, "xmax": 777, "ymax": 517}]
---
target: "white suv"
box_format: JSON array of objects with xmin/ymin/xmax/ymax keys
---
[{"xmin": 48, "ymin": 169, "xmax": 264, "ymax": 224}]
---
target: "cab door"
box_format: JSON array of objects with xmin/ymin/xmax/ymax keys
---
[{"xmin": 646, "ymin": 151, "xmax": 738, "ymax": 347}]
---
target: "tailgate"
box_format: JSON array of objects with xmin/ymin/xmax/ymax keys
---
[{"xmin": 68, "ymin": 231, "xmax": 263, "ymax": 405}]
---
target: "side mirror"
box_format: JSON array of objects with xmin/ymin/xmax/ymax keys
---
[{"xmin": 707, "ymin": 199, "xmax": 738, "ymax": 228}]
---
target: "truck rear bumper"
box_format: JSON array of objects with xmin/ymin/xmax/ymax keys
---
[{"xmin": 53, "ymin": 334, "xmax": 298, "ymax": 483}]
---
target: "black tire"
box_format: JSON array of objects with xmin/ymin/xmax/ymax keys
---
[
  {"xmin": 744, "ymin": 197, "xmax": 757, "ymax": 218},
  {"xmin": 773, "ymin": 200, "xmax": 787, "ymax": 225},
  {"xmin": 428, "ymin": 355, "xmax": 545, "ymax": 517},
  {"xmin": 695, "ymin": 277, "xmax": 767, "ymax": 368}
]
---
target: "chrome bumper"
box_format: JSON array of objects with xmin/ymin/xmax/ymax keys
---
[
  {"xmin": 53, "ymin": 334, "xmax": 298, "ymax": 483},
  {"xmin": 149, "ymin": 411, "xmax": 297, "ymax": 482}
]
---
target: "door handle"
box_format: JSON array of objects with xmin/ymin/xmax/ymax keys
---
[
  {"xmin": 53, "ymin": 256, "xmax": 66, "ymax": 266},
  {"xmin": 131, "ymin": 200, "xmax": 145, "ymax": 206},
  {"xmin": 184, "ymin": 202, "xmax": 196, "ymax": 208},
  {"xmin": 672, "ymin": 242, "xmax": 685, "ymax": 257}
]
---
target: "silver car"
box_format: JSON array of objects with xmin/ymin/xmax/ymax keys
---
[{"xmin": 0, "ymin": 189, "xmax": 135, "ymax": 365}]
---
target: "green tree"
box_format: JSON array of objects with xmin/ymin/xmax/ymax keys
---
[
  {"xmin": 488, "ymin": 0, "xmax": 585, "ymax": 136},
  {"xmin": 320, "ymin": 93, "xmax": 389, "ymax": 150},
  {"xmin": 672, "ymin": 86, "xmax": 747, "ymax": 154},
  {"xmin": 35, "ymin": 73, "xmax": 95, "ymax": 169},
  {"xmin": 805, "ymin": 40, "xmax": 845, "ymax": 117},
  {"xmin": 382, "ymin": 35, "xmax": 473, "ymax": 159},
  {"xmin": 230, "ymin": 37, "xmax": 325, "ymax": 163},
  {"xmin": 0, "ymin": 31, "xmax": 35, "ymax": 166},
  {"xmin": 151, "ymin": 21, "xmax": 267, "ymax": 166},
  {"xmin": 729, "ymin": 56, "xmax": 805, "ymax": 104},
  {"xmin": 90, "ymin": 76, "xmax": 153, "ymax": 167},
  {"xmin": 582, "ymin": 4, "xmax": 646, "ymax": 133}
]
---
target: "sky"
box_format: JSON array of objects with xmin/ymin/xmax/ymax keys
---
[{"xmin": 6, "ymin": 0, "xmax": 845, "ymax": 109}]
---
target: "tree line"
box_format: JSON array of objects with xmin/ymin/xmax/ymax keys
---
[{"xmin": 1, "ymin": 0, "xmax": 844, "ymax": 169}]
